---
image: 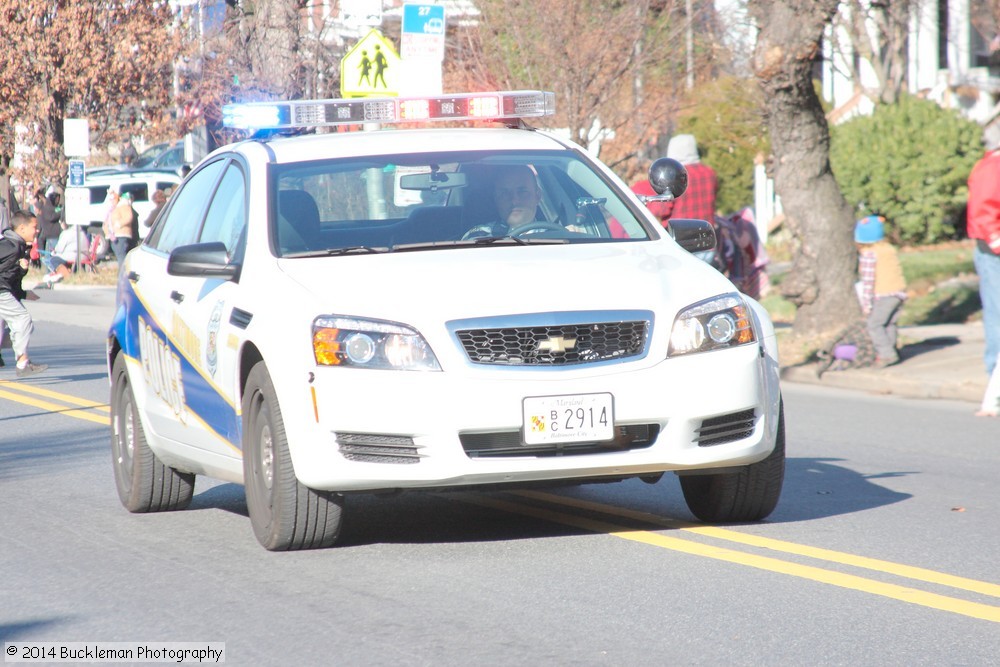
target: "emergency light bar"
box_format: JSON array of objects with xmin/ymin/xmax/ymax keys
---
[{"xmin": 222, "ymin": 91, "xmax": 556, "ymax": 130}]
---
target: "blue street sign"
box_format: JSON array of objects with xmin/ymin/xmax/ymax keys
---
[
  {"xmin": 68, "ymin": 159, "xmax": 86, "ymax": 187},
  {"xmin": 402, "ymin": 3, "xmax": 444, "ymax": 36}
]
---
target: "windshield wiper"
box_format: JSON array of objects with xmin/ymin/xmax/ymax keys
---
[
  {"xmin": 284, "ymin": 246, "xmax": 388, "ymax": 258},
  {"xmin": 472, "ymin": 235, "xmax": 570, "ymax": 246},
  {"xmin": 389, "ymin": 236, "xmax": 571, "ymax": 253}
]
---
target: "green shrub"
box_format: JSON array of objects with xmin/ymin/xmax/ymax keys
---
[
  {"xmin": 677, "ymin": 75, "xmax": 770, "ymax": 216},
  {"xmin": 829, "ymin": 94, "xmax": 982, "ymax": 244}
]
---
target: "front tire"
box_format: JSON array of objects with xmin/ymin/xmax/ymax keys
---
[
  {"xmin": 242, "ymin": 362, "xmax": 343, "ymax": 551},
  {"xmin": 680, "ymin": 399, "xmax": 785, "ymax": 522},
  {"xmin": 110, "ymin": 354, "xmax": 194, "ymax": 512}
]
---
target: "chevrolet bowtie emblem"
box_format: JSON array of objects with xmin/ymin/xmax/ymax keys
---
[{"xmin": 537, "ymin": 336, "xmax": 577, "ymax": 353}]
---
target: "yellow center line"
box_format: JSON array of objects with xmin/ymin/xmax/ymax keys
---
[
  {"xmin": 0, "ymin": 380, "xmax": 110, "ymax": 412},
  {"xmin": 513, "ymin": 490, "xmax": 1000, "ymax": 599},
  {"xmin": 457, "ymin": 494, "xmax": 1000, "ymax": 624},
  {"xmin": 0, "ymin": 388, "xmax": 111, "ymax": 426}
]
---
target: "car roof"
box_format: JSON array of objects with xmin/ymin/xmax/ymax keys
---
[
  {"xmin": 226, "ymin": 126, "xmax": 574, "ymax": 165},
  {"xmin": 84, "ymin": 169, "xmax": 182, "ymax": 185}
]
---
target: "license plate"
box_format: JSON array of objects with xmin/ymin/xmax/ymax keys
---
[{"xmin": 522, "ymin": 393, "xmax": 614, "ymax": 445}]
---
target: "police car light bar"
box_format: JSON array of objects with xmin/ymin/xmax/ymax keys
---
[{"xmin": 222, "ymin": 91, "xmax": 556, "ymax": 130}]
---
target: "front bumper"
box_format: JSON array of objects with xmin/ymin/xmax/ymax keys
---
[{"xmin": 278, "ymin": 342, "xmax": 780, "ymax": 492}]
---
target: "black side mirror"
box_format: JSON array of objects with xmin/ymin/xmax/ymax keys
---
[
  {"xmin": 168, "ymin": 241, "xmax": 239, "ymax": 279},
  {"xmin": 649, "ymin": 158, "xmax": 688, "ymax": 199},
  {"xmin": 666, "ymin": 218, "xmax": 716, "ymax": 253}
]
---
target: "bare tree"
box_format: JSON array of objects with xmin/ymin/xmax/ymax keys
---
[
  {"xmin": 0, "ymin": 0, "xmax": 185, "ymax": 199},
  {"xmin": 471, "ymin": 0, "xmax": 690, "ymax": 168},
  {"xmin": 827, "ymin": 0, "xmax": 914, "ymax": 105},
  {"xmin": 749, "ymin": 0, "xmax": 860, "ymax": 340},
  {"xmin": 223, "ymin": 0, "xmax": 309, "ymax": 101}
]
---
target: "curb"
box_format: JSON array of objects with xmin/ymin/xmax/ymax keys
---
[{"xmin": 780, "ymin": 364, "xmax": 986, "ymax": 403}]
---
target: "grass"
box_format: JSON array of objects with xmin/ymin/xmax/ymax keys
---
[
  {"xmin": 26, "ymin": 260, "xmax": 119, "ymax": 288},
  {"xmin": 763, "ymin": 240, "xmax": 980, "ymax": 326}
]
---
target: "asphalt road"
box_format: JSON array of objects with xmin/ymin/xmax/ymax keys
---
[{"xmin": 1, "ymin": 288, "xmax": 998, "ymax": 666}]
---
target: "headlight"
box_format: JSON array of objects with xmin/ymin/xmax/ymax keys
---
[
  {"xmin": 313, "ymin": 316, "xmax": 441, "ymax": 371},
  {"xmin": 668, "ymin": 293, "xmax": 756, "ymax": 356}
]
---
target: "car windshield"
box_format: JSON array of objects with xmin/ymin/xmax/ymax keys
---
[
  {"xmin": 133, "ymin": 142, "xmax": 173, "ymax": 168},
  {"xmin": 270, "ymin": 149, "xmax": 653, "ymax": 257}
]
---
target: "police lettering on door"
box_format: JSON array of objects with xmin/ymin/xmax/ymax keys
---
[{"xmin": 138, "ymin": 316, "xmax": 186, "ymax": 423}]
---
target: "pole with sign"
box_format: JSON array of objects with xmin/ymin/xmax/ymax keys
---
[{"xmin": 399, "ymin": 3, "xmax": 445, "ymax": 97}]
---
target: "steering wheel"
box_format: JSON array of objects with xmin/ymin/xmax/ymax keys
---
[{"xmin": 509, "ymin": 221, "xmax": 567, "ymax": 237}]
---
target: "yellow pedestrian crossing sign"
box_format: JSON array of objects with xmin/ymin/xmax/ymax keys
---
[{"xmin": 340, "ymin": 29, "xmax": 401, "ymax": 98}]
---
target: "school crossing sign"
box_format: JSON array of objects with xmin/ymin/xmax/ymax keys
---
[{"xmin": 340, "ymin": 29, "xmax": 401, "ymax": 98}]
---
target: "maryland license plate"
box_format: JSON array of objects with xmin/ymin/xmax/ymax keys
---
[{"xmin": 522, "ymin": 393, "xmax": 614, "ymax": 445}]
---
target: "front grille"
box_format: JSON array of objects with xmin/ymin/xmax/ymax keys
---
[
  {"xmin": 335, "ymin": 432, "xmax": 422, "ymax": 464},
  {"xmin": 694, "ymin": 410, "xmax": 755, "ymax": 447},
  {"xmin": 460, "ymin": 424, "xmax": 659, "ymax": 458},
  {"xmin": 456, "ymin": 320, "xmax": 648, "ymax": 366}
]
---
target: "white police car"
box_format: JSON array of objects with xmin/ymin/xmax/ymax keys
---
[{"xmin": 107, "ymin": 91, "xmax": 784, "ymax": 551}]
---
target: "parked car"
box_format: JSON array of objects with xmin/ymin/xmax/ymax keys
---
[
  {"xmin": 81, "ymin": 170, "xmax": 181, "ymax": 258},
  {"xmin": 132, "ymin": 140, "xmax": 188, "ymax": 173}
]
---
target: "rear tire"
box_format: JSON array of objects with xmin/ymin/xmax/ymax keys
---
[
  {"xmin": 680, "ymin": 399, "xmax": 785, "ymax": 522},
  {"xmin": 110, "ymin": 354, "xmax": 194, "ymax": 512},
  {"xmin": 242, "ymin": 362, "xmax": 343, "ymax": 550}
]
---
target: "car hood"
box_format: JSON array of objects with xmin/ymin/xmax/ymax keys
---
[{"xmin": 274, "ymin": 240, "xmax": 736, "ymax": 326}]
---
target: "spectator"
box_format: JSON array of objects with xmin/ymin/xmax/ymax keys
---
[
  {"xmin": 102, "ymin": 189, "xmax": 120, "ymax": 253},
  {"xmin": 35, "ymin": 191, "xmax": 62, "ymax": 253},
  {"xmin": 855, "ymin": 215, "xmax": 907, "ymax": 368},
  {"xmin": 144, "ymin": 189, "xmax": 166, "ymax": 228},
  {"xmin": 632, "ymin": 134, "xmax": 718, "ymax": 226},
  {"xmin": 975, "ymin": 358, "xmax": 1000, "ymax": 417},
  {"xmin": 633, "ymin": 134, "xmax": 719, "ymax": 266},
  {"xmin": 120, "ymin": 138, "xmax": 138, "ymax": 167},
  {"xmin": 43, "ymin": 220, "xmax": 88, "ymax": 285},
  {"xmin": 109, "ymin": 191, "xmax": 139, "ymax": 266},
  {"xmin": 967, "ymin": 122, "xmax": 1000, "ymax": 377},
  {"xmin": 0, "ymin": 210, "xmax": 47, "ymax": 377}
]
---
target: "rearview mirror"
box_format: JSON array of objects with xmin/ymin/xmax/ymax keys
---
[{"xmin": 399, "ymin": 172, "xmax": 467, "ymax": 191}]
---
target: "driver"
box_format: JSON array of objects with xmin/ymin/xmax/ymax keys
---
[{"xmin": 463, "ymin": 165, "xmax": 544, "ymax": 239}]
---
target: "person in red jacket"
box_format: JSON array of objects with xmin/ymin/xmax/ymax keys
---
[
  {"xmin": 632, "ymin": 134, "xmax": 719, "ymax": 224},
  {"xmin": 968, "ymin": 123, "xmax": 1000, "ymax": 377}
]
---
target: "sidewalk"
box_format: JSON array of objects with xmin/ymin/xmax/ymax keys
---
[{"xmin": 780, "ymin": 321, "xmax": 989, "ymax": 404}]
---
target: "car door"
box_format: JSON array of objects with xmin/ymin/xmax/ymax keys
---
[
  {"xmin": 125, "ymin": 159, "xmax": 226, "ymax": 450},
  {"xmin": 167, "ymin": 159, "xmax": 249, "ymax": 458}
]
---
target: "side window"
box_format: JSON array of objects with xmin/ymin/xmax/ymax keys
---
[
  {"xmin": 148, "ymin": 159, "xmax": 226, "ymax": 254},
  {"xmin": 155, "ymin": 181, "xmax": 177, "ymax": 194},
  {"xmin": 199, "ymin": 163, "xmax": 246, "ymax": 254},
  {"xmin": 89, "ymin": 186, "xmax": 109, "ymax": 205},
  {"xmin": 121, "ymin": 182, "xmax": 149, "ymax": 204}
]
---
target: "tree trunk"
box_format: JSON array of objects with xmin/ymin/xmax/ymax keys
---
[{"xmin": 749, "ymin": 0, "xmax": 860, "ymax": 337}]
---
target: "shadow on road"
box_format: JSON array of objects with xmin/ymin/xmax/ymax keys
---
[
  {"xmin": 0, "ymin": 617, "xmax": 71, "ymax": 642},
  {"xmin": 183, "ymin": 456, "xmax": 914, "ymax": 547},
  {"xmin": 771, "ymin": 456, "xmax": 913, "ymax": 522},
  {"xmin": 0, "ymin": 429, "xmax": 107, "ymax": 480}
]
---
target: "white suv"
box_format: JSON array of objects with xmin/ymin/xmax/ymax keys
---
[{"xmin": 82, "ymin": 169, "xmax": 181, "ymax": 257}]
